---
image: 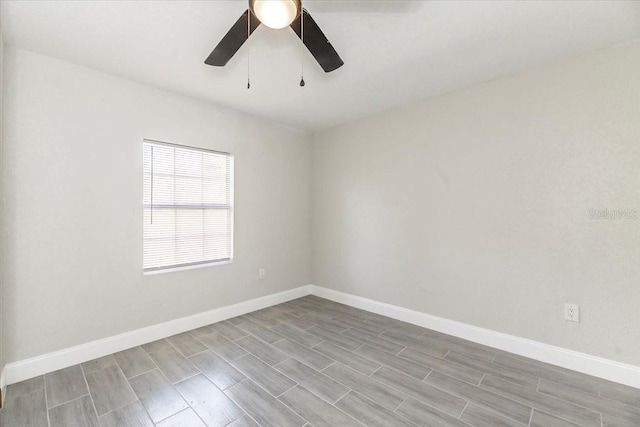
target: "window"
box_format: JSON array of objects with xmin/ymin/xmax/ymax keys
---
[{"xmin": 143, "ymin": 140, "xmax": 233, "ymax": 272}]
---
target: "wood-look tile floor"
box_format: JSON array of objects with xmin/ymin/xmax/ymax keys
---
[{"xmin": 2, "ymin": 295, "xmax": 639, "ymax": 426}]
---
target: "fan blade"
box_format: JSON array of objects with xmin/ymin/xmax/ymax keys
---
[
  {"xmin": 205, "ymin": 10, "xmax": 261, "ymax": 66},
  {"xmin": 290, "ymin": 10, "xmax": 344, "ymax": 73}
]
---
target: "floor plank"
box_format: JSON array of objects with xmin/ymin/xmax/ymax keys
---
[
  {"xmin": 175, "ymin": 374, "xmax": 243, "ymax": 426},
  {"xmin": 165, "ymin": 332, "xmax": 208, "ymax": 358},
  {"xmin": 196, "ymin": 332, "xmax": 248, "ymax": 361},
  {"xmin": 97, "ymin": 401, "xmax": 154, "ymax": 427},
  {"xmin": 313, "ymin": 341, "xmax": 381, "ymax": 375},
  {"xmin": 354, "ymin": 344, "xmax": 431, "ymax": 380},
  {"xmin": 128, "ymin": 369, "xmax": 188, "ymax": 423},
  {"xmin": 272, "ymin": 338, "xmax": 334, "ymax": 370},
  {"xmin": 335, "ymin": 391, "xmax": 418, "ymax": 427},
  {"xmin": 480, "ymin": 374, "xmax": 601, "ymax": 427},
  {"xmin": 395, "ymin": 397, "xmax": 472, "ymax": 427},
  {"xmin": 323, "ymin": 363, "xmax": 407, "ymax": 411},
  {"xmin": 113, "ymin": 346, "xmax": 157, "ymax": 379},
  {"xmin": 271, "ymin": 323, "xmax": 324, "ymax": 347},
  {"xmin": 235, "ymin": 335, "xmax": 289, "ymax": 366},
  {"xmin": 155, "ymin": 408, "xmax": 206, "ymax": 427},
  {"xmin": 0, "ymin": 389, "xmax": 49, "ymax": 427},
  {"xmin": 85, "ymin": 365, "xmax": 137, "ymax": 416},
  {"xmin": 48, "ymin": 395, "xmax": 99, "ymax": 427},
  {"xmin": 45, "ymin": 365, "xmax": 89, "ymax": 408},
  {"xmin": 274, "ymin": 358, "xmax": 348, "ymax": 403},
  {"xmin": 187, "ymin": 350, "xmax": 246, "ymax": 390},
  {"xmin": 426, "ymin": 370, "xmax": 532, "ymax": 424},
  {"xmin": 232, "ymin": 354, "xmax": 296, "ymax": 396},
  {"xmin": 372, "ymin": 366, "xmax": 467, "ymax": 417},
  {"xmin": 224, "ymin": 380, "xmax": 306, "ymax": 427},
  {"xmin": 279, "ymin": 386, "xmax": 364, "ymax": 427}
]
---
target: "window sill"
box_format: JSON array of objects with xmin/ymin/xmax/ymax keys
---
[{"xmin": 143, "ymin": 259, "xmax": 233, "ymax": 276}]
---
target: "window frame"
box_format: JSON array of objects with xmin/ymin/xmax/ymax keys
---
[{"xmin": 142, "ymin": 139, "xmax": 234, "ymax": 274}]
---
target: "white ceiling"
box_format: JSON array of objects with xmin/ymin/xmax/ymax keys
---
[{"xmin": 2, "ymin": 1, "xmax": 640, "ymax": 131}]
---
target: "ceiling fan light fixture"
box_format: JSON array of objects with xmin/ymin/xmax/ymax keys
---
[{"xmin": 250, "ymin": 0, "xmax": 301, "ymax": 30}]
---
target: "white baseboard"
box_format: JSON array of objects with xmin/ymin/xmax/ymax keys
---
[
  {"xmin": 4, "ymin": 283, "xmax": 639, "ymax": 390},
  {"xmin": 3, "ymin": 285, "xmax": 312, "ymax": 386},
  {"xmin": 310, "ymin": 285, "xmax": 640, "ymax": 389}
]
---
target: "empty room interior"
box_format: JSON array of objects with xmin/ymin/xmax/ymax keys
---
[{"xmin": 0, "ymin": 1, "xmax": 639, "ymax": 426}]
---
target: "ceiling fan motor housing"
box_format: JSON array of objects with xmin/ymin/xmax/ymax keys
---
[{"xmin": 249, "ymin": 0, "xmax": 302, "ymax": 30}]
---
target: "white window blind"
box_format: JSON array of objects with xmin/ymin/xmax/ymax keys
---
[{"xmin": 143, "ymin": 140, "xmax": 233, "ymax": 272}]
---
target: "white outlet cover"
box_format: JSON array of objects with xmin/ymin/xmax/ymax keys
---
[{"xmin": 564, "ymin": 303, "xmax": 580, "ymax": 322}]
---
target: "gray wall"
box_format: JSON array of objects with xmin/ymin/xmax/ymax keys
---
[
  {"xmin": 3, "ymin": 38, "xmax": 639, "ymax": 373},
  {"xmin": 2, "ymin": 47, "xmax": 312, "ymax": 363},
  {"xmin": 312, "ymin": 42, "xmax": 640, "ymax": 365}
]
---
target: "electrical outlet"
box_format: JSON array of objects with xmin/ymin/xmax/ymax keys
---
[
  {"xmin": 258, "ymin": 268, "xmax": 266, "ymax": 280},
  {"xmin": 564, "ymin": 303, "xmax": 580, "ymax": 322}
]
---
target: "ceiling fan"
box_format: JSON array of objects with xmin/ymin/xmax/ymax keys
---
[{"xmin": 205, "ymin": 0, "xmax": 344, "ymax": 73}]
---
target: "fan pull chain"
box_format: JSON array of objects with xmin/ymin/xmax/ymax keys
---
[
  {"xmin": 299, "ymin": 9, "xmax": 305, "ymax": 87},
  {"xmin": 247, "ymin": 10, "xmax": 251, "ymax": 89}
]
